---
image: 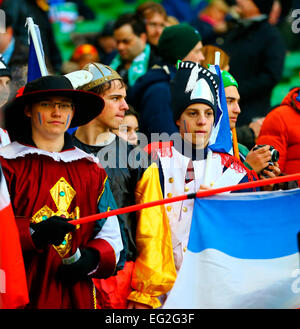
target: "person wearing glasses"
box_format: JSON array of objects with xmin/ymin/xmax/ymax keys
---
[
  {"xmin": 0, "ymin": 73, "xmax": 125, "ymax": 309},
  {"xmin": 135, "ymin": 1, "xmax": 168, "ymax": 57}
]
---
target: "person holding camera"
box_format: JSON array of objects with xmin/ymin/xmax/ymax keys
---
[{"xmin": 222, "ymin": 70, "xmax": 281, "ymax": 183}]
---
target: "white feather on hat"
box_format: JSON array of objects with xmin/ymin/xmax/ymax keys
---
[{"xmin": 64, "ymin": 70, "xmax": 93, "ymax": 89}]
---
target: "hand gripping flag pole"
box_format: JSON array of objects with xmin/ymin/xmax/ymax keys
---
[{"xmin": 69, "ymin": 173, "xmax": 300, "ymax": 226}]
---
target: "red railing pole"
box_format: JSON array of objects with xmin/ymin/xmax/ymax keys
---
[{"xmin": 69, "ymin": 173, "xmax": 300, "ymax": 226}]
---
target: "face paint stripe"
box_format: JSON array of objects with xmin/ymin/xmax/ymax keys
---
[
  {"xmin": 66, "ymin": 114, "xmax": 70, "ymax": 127},
  {"xmin": 38, "ymin": 112, "xmax": 42, "ymax": 125},
  {"xmin": 183, "ymin": 120, "xmax": 188, "ymax": 133}
]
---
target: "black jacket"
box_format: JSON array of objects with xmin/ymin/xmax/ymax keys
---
[
  {"xmin": 217, "ymin": 17, "xmax": 286, "ymax": 126},
  {"xmin": 72, "ymin": 134, "xmax": 151, "ymax": 261},
  {"xmin": 127, "ymin": 64, "xmax": 178, "ymax": 141}
]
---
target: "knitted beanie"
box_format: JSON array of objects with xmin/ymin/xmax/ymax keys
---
[
  {"xmin": 158, "ymin": 23, "xmax": 202, "ymax": 65},
  {"xmin": 170, "ymin": 61, "xmax": 219, "ymax": 122},
  {"xmin": 221, "ymin": 70, "xmax": 238, "ymax": 89},
  {"xmin": 252, "ymin": 0, "xmax": 274, "ymax": 15}
]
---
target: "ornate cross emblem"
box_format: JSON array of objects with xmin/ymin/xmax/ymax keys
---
[{"xmin": 31, "ymin": 177, "xmax": 80, "ymax": 258}]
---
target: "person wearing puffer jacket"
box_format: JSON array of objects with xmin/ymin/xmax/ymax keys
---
[{"xmin": 257, "ymin": 87, "xmax": 300, "ymax": 183}]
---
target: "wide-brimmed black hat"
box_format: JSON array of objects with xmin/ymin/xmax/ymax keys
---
[{"xmin": 4, "ymin": 74, "xmax": 104, "ymax": 142}]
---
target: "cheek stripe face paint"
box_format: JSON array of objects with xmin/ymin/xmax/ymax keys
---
[
  {"xmin": 66, "ymin": 114, "xmax": 70, "ymax": 127},
  {"xmin": 183, "ymin": 120, "xmax": 189, "ymax": 133},
  {"xmin": 183, "ymin": 120, "xmax": 187, "ymax": 133},
  {"xmin": 38, "ymin": 112, "xmax": 42, "ymax": 125}
]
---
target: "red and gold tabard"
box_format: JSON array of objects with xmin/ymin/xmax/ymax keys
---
[{"xmin": 0, "ymin": 142, "xmax": 122, "ymax": 309}]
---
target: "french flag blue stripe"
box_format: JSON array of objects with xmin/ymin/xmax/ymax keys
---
[
  {"xmin": 27, "ymin": 35, "xmax": 42, "ymax": 82},
  {"xmin": 188, "ymin": 189, "xmax": 300, "ymax": 259},
  {"xmin": 208, "ymin": 64, "xmax": 232, "ymax": 154}
]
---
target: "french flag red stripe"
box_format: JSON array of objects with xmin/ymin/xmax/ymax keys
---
[{"xmin": 0, "ymin": 168, "xmax": 29, "ymax": 309}]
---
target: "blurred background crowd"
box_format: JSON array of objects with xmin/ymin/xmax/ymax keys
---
[{"xmin": 0, "ymin": 0, "xmax": 299, "ymax": 135}]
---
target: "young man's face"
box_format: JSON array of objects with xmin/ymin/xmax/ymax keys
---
[
  {"xmin": 25, "ymin": 95, "xmax": 74, "ymax": 140},
  {"xmin": 96, "ymin": 80, "xmax": 129, "ymax": 130},
  {"xmin": 114, "ymin": 24, "xmax": 147, "ymax": 63},
  {"xmin": 176, "ymin": 103, "xmax": 214, "ymax": 148},
  {"xmin": 225, "ymin": 85, "xmax": 241, "ymax": 130}
]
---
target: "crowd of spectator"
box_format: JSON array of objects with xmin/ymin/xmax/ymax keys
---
[{"xmin": 1, "ymin": 0, "xmax": 300, "ymax": 310}]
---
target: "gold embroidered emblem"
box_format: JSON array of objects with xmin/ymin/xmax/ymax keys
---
[{"xmin": 31, "ymin": 177, "xmax": 80, "ymax": 258}]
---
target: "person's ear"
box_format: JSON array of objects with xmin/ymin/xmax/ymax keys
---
[
  {"xmin": 140, "ymin": 32, "xmax": 147, "ymax": 44},
  {"xmin": 6, "ymin": 26, "xmax": 14, "ymax": 38},
  {"xmin": 24, "ymin": 105, "xmax": 32, "ymax": 118}
]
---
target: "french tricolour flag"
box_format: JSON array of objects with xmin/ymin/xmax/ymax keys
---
[
  {"xmin": 207, "ymin": 64, "xmax": 232, "ymax": 155},
  {"xmin": 27, "ymin": 17, "xmax": 48, "ymax": 82},
  {"xmin": 164, "ymin": 189, "xmax": 300, "ymax": 309},
  {"xmin": 0, "ymin": 167, "xmax": 28, "ymax": 309}
]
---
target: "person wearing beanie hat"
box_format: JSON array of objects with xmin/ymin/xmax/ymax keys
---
[
  {"xmin": 171, "ymin": 61, "xmax": 219, "ymax": 125},
  {"xmin": 0, "ymin": 72, "xmax": 126, "ymax": 309},
  {"xmin": 222, "ymin": 70, "xmax": 281, "ymax": 180},
  {"xmin": 74, "ymin": 63, "xmax": 176, "ymax": 309},
  {"xmin": 222, "ymin": 69, "xmax": 238, "ymax": 89},
  {"xmin": 158, "ymin": 23, "xmax": 204, "ymax": 65},
  {"xmin": 217, "ymin": 0, "xmax": 285, "ymax": 127},
  {"xmin": 142, "ymin": 61, "xmax": 259, "ymax": 287},
  {"xmin": 127, "ymin": 23, "xmax": 205, "ymax": 141}
]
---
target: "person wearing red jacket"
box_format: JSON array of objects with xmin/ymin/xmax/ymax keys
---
[
  {"xmin": 0, "ymin": 73, "xmax": 125, "ymax": 308},
  {"xmin": 257, "ymin": 87, "xmax": 300, "ymax": 181}
]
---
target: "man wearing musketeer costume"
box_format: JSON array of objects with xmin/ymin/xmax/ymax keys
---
[{"xmin": 0, "ymin": 72, "xmax": 126, "ymax": 308}]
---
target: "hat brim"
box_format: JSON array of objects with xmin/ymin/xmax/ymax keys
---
[{"xmin": 4, "ymin": 88, "xmax": 104, "ymax": 142}]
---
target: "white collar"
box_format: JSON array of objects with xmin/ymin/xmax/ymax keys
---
[{"xmin": 0, "ymin": 141, "xmax": 99, "ymax": 163}]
